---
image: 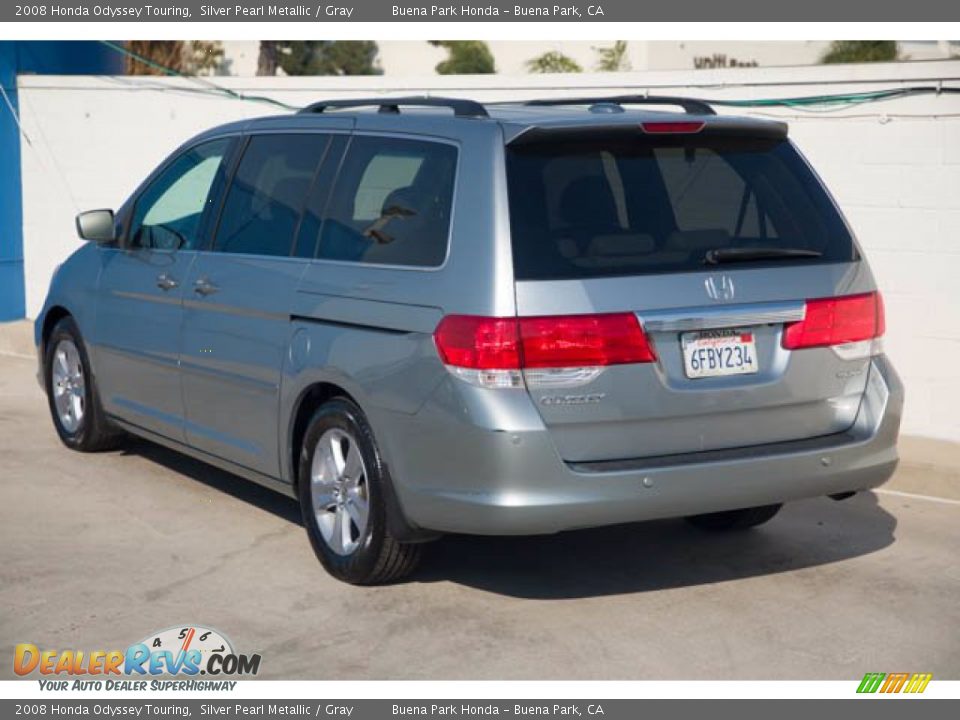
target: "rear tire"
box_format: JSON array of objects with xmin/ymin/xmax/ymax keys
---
[
  {"xmin": 685, "ymin": 503, "xmax": 783, "ymax": 531},
  {"xmin": 297, "ymin": 398, "xmax": 421, "ymax": 585},
  {"xmin": 44, "ymin": 316, "xmax": 122, "ymax": 452}
]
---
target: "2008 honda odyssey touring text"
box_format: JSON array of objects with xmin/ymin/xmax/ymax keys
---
[{"xmin": 36, "ymin": 95, "xmax": 903, "ymax": 584}]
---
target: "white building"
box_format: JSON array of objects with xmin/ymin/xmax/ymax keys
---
[{"xmin": 219, "ymin": 40, "xmax": 960, "ymax": 76}]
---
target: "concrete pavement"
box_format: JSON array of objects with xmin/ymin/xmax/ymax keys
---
[{"xmin": 1, "ymin": 352, "xmax": 958, "ymax": 680}]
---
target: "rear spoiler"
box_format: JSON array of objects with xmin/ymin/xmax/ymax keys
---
[
  {"xmin": 524, "ymin": 95, "xmax": 717, "ymax": 116},
  {"xmin": 506, "ymin": 116, "xmax": 788, "ymax": 146}
]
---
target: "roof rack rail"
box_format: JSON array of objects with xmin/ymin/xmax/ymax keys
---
[
  {"xmin": 524, "ymin": 95, "xmax": 716, "ymax": 116},
  {"xmin": 298, "ymin": 96, "xmax": 489, "ymax": 118}
]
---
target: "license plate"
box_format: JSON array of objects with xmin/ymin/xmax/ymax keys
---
[{"xmin": 681, "ymin": 328, "xmax": 758, "ymax": 379}]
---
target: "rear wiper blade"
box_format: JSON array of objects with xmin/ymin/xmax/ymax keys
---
[{"xmin": 704, "ymin": 247, "xmax": 823, "ymax": 265}]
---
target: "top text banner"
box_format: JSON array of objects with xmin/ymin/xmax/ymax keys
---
[{"xmin": 4, "ymin": 0, "xmax": 960, "ymax": 22}]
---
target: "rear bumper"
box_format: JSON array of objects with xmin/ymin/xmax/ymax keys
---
[{"xmin": 379, "ymin": 355, "xmax": 903, "ymax": 536}]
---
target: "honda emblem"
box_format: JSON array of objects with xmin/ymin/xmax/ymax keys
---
[{"xmin": 704, "ymin": 275, "xmax": 736, "ymax": 301}]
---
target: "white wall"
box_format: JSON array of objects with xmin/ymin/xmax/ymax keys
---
[
  {"xmin": 216, "ymin": 41, "xmax": 960, "ymax": 76},
  {"xmin": 16, "ymin": 61, "xmax": 960, "ymax": 440}
]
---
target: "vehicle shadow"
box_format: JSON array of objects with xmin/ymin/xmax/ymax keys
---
[
  {"xmin": 119, "ymin": 438, "xmax": 896, "ymax": 600},
  {"xmin": 414, "ymin": 492, "xmax": 897, "ymax": 599},
  {"xmin": 119, "ymin": 437, "xmax": 302, "ymax": 525}
]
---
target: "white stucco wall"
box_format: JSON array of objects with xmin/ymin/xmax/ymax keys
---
[
  {"xmin": 216, "ymin": 40, "xmax": 959, "ymax": 76},
  {"xmin": 15, "ymin": 60, "xmax": 960, "ymax": 440}
]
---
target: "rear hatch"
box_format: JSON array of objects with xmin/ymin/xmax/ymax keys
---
[{"xmin": 505, "ymin": 120, "xmax": 882, "ymax": 463}]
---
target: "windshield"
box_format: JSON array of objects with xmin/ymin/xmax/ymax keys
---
[{"xmin": 506, "ymin": 133, "xmax": 858, "ymax": 280}]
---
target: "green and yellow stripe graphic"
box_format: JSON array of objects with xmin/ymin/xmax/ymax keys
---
[{"xmin": 857, "ymin": 672, "xmax": 932, "ymax": 694}]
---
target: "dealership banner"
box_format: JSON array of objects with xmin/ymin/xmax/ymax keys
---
[{"xmin": 3, "ymin": 0, "xmax": 960, "ymax": 22}]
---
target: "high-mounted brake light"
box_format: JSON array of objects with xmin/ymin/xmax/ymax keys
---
[
  {"xmin": 434, "ymin": 313, "xmax": 656, "ymax": 388},
  {"xmin": 782, "ymin": 292, "xmax": 885, "ymax": 351},
  {"xmin": 640, "ymin": 121, "xmax": 706, "ymax": 134}
]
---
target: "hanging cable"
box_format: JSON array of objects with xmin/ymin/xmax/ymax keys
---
[
  {"xmin": 98, "ymin": 41, "xmax": 300, "ymax": 111},
  {"xmin": 0, "ymin": 82, "xmax": 32, "ymax": 146},
  {"xmin": 707, "ymin": 86, "xmax": 960, "ymax": 112}
]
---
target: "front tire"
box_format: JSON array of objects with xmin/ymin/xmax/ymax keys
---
[
  {"xmin": 298, "ymin": 398, "xmax": 421, "ymax": 585},
  {"xmin": 44, "ymin": 316, "xmax": 121, "ymax": 452},
  {"xmin": 685, "ymin": 503, "xmax": 783, "ymax": 531}
]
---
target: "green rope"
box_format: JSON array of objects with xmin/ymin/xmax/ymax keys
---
[{"xmin": 709, "ymin": 86, "xmax": 959, "ymax": 111}]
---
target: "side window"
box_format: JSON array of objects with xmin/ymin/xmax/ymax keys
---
[
  {"xmin": 293, "ymin": 135, "xmax": 348, "ymax": 259},
  {"xmin": 213, "ymin": 134, "xmax": 330, "ymax": 258},
  {"xmin": 317, "ymin": 136, "xmax": 457, "ymax": 268},
  {"xmin": 129, "ymin": 138, "xmax": 230, "ymax": 251}
]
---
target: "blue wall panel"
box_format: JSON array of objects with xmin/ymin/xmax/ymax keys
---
[
  {"xmin": 0, "ymin": 42, "xmax": 25, "ymax": 321},
  {"xmin": 15, "ymin": 41, "xmax": 124, "ymax": 75},
  {"xmin": 0, "ymin": 41, "xmax": 123, "ymax": 320}
]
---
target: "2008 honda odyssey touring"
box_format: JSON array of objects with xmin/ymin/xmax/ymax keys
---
[{"xmin": 36, "ymin": 95, "xmax": 903, "ymax": 584}]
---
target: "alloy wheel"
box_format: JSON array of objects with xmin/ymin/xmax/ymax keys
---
[
  {"xmin": 310, "ymin": 428, "xmax": 370, "ymax": 556},
  {"xmin": 51, "ymin": 338, "xmax": 85, "ymax": 433}
]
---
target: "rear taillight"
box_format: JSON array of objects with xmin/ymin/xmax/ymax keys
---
[
  {"xmin": 434, "ymin": 313, "xmax": 656, "ymax": 388},
  {"xmin": 432, "ymin": 315, "xmax": 520, "ymax": 370},
  {"xmin": 782, "ymin": 292, "xmax": 885, "ymax": 351},
  {"xmin": 519, "ymin": 313, "xmax": 656, "ymax": 367}
]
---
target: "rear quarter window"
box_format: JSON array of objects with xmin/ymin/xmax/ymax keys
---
[
  {"xmin": 315, "ymin": 135, "xmax": 458, "ymax": 268},
  {"xmin": 507, "ymin": 133, "xmax": 857, "ymax": 280}
]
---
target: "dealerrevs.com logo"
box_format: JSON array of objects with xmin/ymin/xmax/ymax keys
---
[{"xmin": 14, "ymin": 626, "xmax": 261, "ymax": 689}]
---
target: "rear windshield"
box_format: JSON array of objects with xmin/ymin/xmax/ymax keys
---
[{"xmin": 506, "ymin": 134, "xmax": 857, "ymax": 280}]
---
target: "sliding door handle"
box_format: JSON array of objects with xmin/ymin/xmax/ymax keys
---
[
  {"xmin": 155, "ymin": 273, "xmax": 179, "ymax": 291},
  {"xmin": 193, "ymin": 277, "xmax": 220, "ymax": 296}
]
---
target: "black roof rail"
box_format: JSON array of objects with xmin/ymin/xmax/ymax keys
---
[
  {"xmin": 298, "ymin": 96, "xmax": 489, "ymax": 118},
  {"xmin": 524, "ymin": 95, "xmax": 716, "ymax": 116}
]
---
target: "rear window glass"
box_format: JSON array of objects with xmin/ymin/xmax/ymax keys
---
[
  {"xmin": 506, "ymin": 134, "xmax": 857, "ymax": 280},
  {"xmin": 316, "ymin": 136, "xmax": 457, "ymax": 268}
]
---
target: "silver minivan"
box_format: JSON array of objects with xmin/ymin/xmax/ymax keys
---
[{"xmin": 35, "ymin": 96, "xmax": 903, "ymax": 584}]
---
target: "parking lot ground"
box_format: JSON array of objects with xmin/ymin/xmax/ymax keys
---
[{"xmin": 1, "ymin": 352, "xmax": 959, "ymax": 680}]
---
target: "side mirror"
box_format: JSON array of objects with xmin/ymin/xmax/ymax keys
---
[{"xmin": 75, "ymin": 209, "xmax": 116, "ymax": 243}]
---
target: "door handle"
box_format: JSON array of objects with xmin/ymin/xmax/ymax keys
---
[
  {"xmin": 193, "ymin": 277, "xmax": 219, "ymax": 296},
  {"xmin": 156, "ymin": 273, "xmax": 179, "ymax": 291}
]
